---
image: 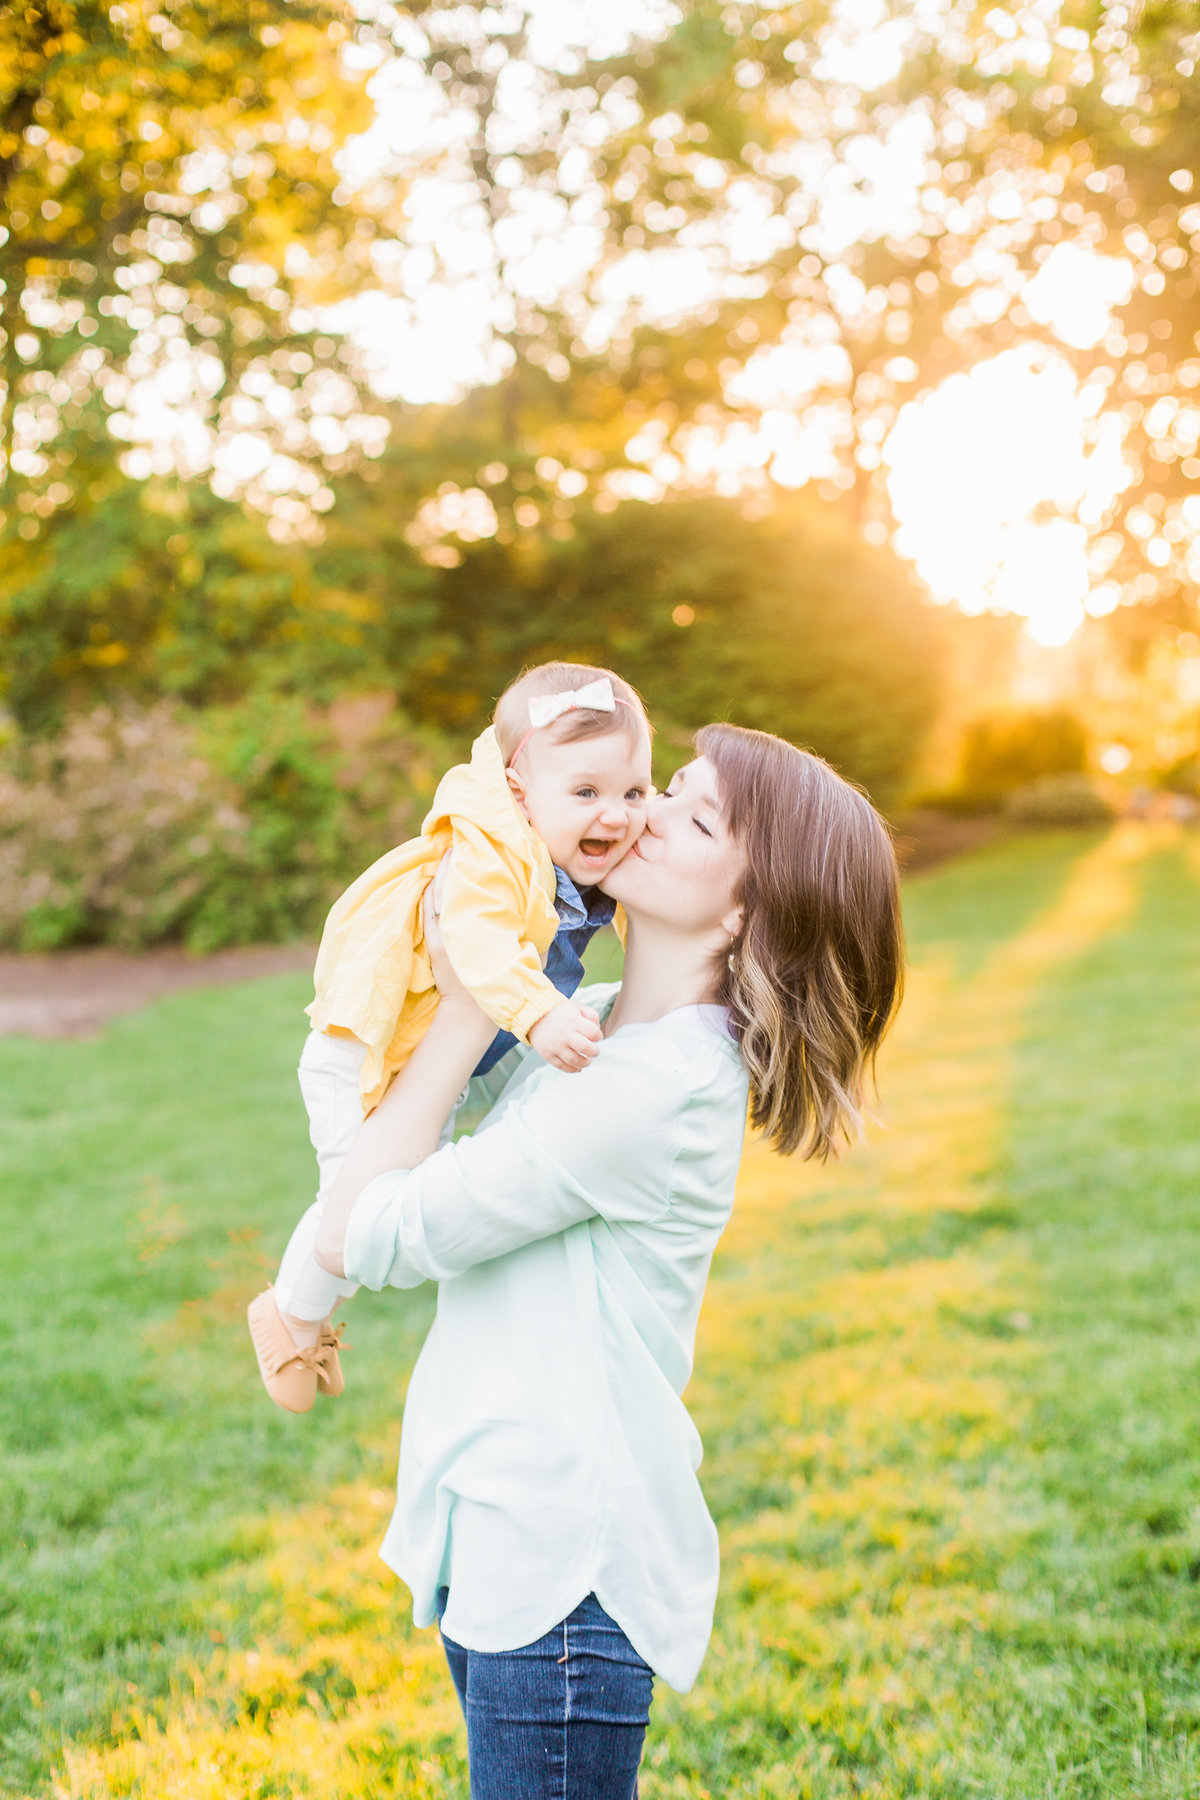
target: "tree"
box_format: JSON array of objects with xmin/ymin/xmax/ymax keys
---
[
  {"xmin": 342, "ymin": 0, "xmax": 1199, "ymax": 631},
  {"xmin": 0, "ymin": 0, "xmax": 384, "ymax": 556},
  {"xmin": 331, "ymin": 483, "xmax": 945, "ymax": 805},
  {"xmin": 1, "ymin": 454, "xmax": 944, "ymax": 805},
  {"xmin": 872, "ymin": 0, "xmax": 1200, "ymax": 617},
  {"xmin": 0, "ymin": 474, "xmax": 396, "ymax": 731},
  {"xmin": 7, "ymin": 0, "xmax": 1199, "ymax": 602},
  {"xmin": 30, "ymin": 0, "xmax": 1200, "ymax": 788}
]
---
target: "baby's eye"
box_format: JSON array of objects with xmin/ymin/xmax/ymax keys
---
[
  {"xmin": 574, "ymin": 786, "xmax": 598, "ymax": 799},
  {"xmin": 625, "ymin": 786, "xmax": 647, "ymax": 802}
]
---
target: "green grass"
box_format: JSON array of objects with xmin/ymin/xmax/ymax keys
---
[{"xmin": 3, "ymin": 826, "xmax": 1200, "ymax": 1796}]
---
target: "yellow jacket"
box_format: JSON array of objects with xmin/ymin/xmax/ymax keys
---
[{"xmin": 307, "ymin": 726, "xmax": 565, "ymax": 1114}]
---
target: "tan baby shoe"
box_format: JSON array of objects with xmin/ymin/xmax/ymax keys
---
[{"xmin": 247, "ymin": 1286, "xmax": 326, "ymax": 1414}]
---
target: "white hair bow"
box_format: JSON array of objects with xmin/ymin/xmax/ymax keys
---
[{"xmin": 527, "ymin": 676, "xmax": 616, "ymax": 729}]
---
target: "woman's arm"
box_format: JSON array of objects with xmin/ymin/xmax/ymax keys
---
[
  {"xmin": 315, "ymin": 892, "xmax": 701, "ymax": 1294},
  {"xmin": 337, "ymin": 1045, "xmax": 688, "ymax": 1292},
  {"xmin": 315, "ymin": 906, "xmax": 497, "ymax": 1277}
]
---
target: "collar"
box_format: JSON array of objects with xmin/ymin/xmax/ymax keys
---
[
  {"xmin": 553, "ymin": 864, "xmax": 617, "ymax": 931},
  {"xmin": 426, "ymin": 726, "xmax": 546, "ymax": 867}
]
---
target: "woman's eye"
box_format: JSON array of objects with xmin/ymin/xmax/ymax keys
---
[{"xmin": 693, "ymin": 816, "xmax": 712, "ymax": 838}]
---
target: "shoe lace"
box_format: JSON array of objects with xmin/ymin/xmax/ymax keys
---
[{"xmin": 312, "ymin": 1320, "xmax": 350, "ymax": 1373}]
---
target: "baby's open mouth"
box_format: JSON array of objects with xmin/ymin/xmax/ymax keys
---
[{"xmin": 577, "ymin": 837, "xmax": 618, "ymax": 862}]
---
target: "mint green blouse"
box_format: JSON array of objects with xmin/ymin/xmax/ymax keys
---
[{"xmin": 343, "ymin": 983, "xmax": 750, "ymax": 1692}]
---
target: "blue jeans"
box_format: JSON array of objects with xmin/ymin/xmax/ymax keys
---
[{"xmin": 437, "ymin": 1589, "xmax": 653, "ymax": 1799}]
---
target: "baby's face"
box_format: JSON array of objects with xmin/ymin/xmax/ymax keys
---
[{"xmin": 509, "ymin": 727, "xmax": 653, "ymax": 888}]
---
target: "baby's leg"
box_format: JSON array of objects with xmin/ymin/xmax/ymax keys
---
[{"xmin": 273, "ymin": 1030, "xmax": 366, "ymax": 1342}]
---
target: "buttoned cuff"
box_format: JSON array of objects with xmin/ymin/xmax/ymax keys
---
[{"xmin": 344, "ymin": 1169, "xmax": 418, "ymax": 1291}]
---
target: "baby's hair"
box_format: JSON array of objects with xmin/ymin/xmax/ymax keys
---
[{"xmin": 493, "ymin": 661, "xmax": 650, "ymax": 768}]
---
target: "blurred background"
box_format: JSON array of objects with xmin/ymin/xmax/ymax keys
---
[
  {"xmin": 3, "ymin": 0, "xmax": 1199, "ymax": 949},
  {"xmin": 5, "ymin": 7, "xmax": 1200, "ymax": 1799}
]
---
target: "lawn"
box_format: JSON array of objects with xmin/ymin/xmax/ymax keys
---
[{"xmin": 3, "ymin": 823, "xmax": 1200, "ymax": 1798}]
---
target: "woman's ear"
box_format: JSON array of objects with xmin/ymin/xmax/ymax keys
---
[
  {"xmin": 506, "ymin": 765, "xmax": 532, "ymax": 821},
  {"xmin": 720, "ymin": 903, "xmax": 744, "ymax": 942}
]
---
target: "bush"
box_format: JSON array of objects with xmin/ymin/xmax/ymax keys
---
[
  {"xmin": 1160, "ymin": 751, "xmax": 1200, "ymax": 797},
  {"xmin": 1005, "ymin": 774, "xmax": 1115, "ymax": 828},
  {"xmin": 958, "ymin": 709, "xmax": 1088, "ymax": 808},
  {"xmin": 907, "ymin": 787, "xmax": 1002, "ymax": 817},
  {"xmin": 0, "ymin": 705, "xmax": 236, "ymax": 950},
  {"xmin": 2, "ymin": 483, "xmax": 944, "ymax": 811},
  {"xmin": 190, "ymin": 693, "xmax": 446, "ymax": 948},
  {"xmin": 0, "ymin": 480, "xmax": 423, "ymax": 736},
  {"xmin": 391, "ymin": 497, "xmax": 946, "ymax": 808},
  {"xmin": 0, "ymin": 698, "xmax": 447, "ymax": 951}
]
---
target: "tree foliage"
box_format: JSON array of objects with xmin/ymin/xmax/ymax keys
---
[
  {"xmin": 0, "ymin": 0, "xmax": 382, "ymax": 544},
  {"xmin": 2, "ymin": 467, "xmax": 942, "ymax": 805},
  {"xmin": 8, "ymin": 0, "xmax": 1194, "ymax": 849},
  {"xmin": 336, "ymin": 0, "xmax": 1200, "ymax": 627},
  {"xmin": 0, "ymin": 474, "xmax": 407, "ymax": 728},
  {"xmin": 5, "ymin": 2, "xmax": 1198, "ymax": 569}
]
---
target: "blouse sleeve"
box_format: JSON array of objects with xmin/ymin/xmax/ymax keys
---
[{"xmin": 343, "ymin": 1037, "xmax": 687, "ymax": 1291}]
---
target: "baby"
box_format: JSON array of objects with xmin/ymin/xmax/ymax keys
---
[{"xmin": 248, "ymin": 661, "xmax": 653, "ymax": 1412}]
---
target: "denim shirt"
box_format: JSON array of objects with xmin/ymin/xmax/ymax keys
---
[{"xmin": 471, "ymin": 867, "xmax": 616, "ymax": 1078}]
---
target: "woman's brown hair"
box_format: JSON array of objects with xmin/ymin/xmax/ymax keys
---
[{"xmin": 698, "ymin": 723, "xmax": 904, "ymax": 1161}]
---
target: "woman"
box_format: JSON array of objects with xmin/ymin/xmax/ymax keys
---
[{"xmin": 315, "ymin": 723, "xmax": 904, "ymax": 1799}]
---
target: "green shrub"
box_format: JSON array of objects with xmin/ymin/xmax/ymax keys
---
[
  {"xmin": 2, "ymin": 478, "xmax": 945, "ymax": 811},
  {"xmin": 193, "ymin": 696, "xmax": 368, "ymax": 950},
  {"xmin": 907, "ymin": 787, "xmax": 1002, "ymax": 817},
  {"xmin": 189, "ymin": 694, "xmax": 446, "ymax": 950},
  {"xmin": 958, "ymin": 709, "xmax": 1088, "ymax": 807},
  {"xmin": 1160, "ymin": 751, "xmax": 1200, "ymax": 796},
  {"xmin": 0, "ymin": 705, "xmax": 235, "ymax": 950},
  {"xmin": 391, "ymin": 497, "xmax": 946, "ymax": 808},
  {"xmin": 0, "ymin": 480, "xmax": 421, "ymax": 736},
  {"xmin": 1005, "ymin": 773, "xmax": 1115, "ymax": 827},
  {"xmin": 0, "ymin": 698, "xmax": 447, "ymax": 952}
]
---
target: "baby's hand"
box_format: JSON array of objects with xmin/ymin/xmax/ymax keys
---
[{"xmin": 529, "ymin": 999, "xmax": 603, "ymax": 1073}]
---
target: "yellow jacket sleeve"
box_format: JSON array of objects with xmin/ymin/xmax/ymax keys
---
[{"xmin": 437, "ymin": 824, "xmax": 564, "ymax": 1043}]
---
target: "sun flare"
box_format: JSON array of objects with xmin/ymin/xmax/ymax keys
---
[{"xmin": 885, "ymin": 346, "xmax": 1132, "ymax": 646}]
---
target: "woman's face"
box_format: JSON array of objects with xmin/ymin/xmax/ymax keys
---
[{"xmin": 601, "ymin": 757, "xmax": 745, "ymax": 937}]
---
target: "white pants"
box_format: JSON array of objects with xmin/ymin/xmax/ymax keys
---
[{"xmin": 274, "ymin": 1030, "xmax": 367, "ymax": 1322}]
